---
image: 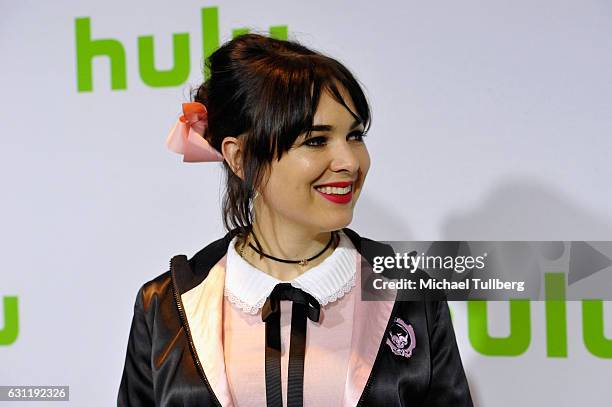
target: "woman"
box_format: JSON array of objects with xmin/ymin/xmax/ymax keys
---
[{"xmin": 118, "ymin": 34, "xmax": 473, "ymax": 406}]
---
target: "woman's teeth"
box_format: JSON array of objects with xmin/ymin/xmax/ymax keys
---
[{"xmin": 315, "ymin": 185, "xmax": 352, "ymax": 195}]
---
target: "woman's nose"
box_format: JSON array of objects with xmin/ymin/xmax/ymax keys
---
[{"xmin": 329, "ymin": 142, "xmax": 360, "ymax": 173}]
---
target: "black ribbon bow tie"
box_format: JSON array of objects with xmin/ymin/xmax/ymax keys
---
[{"xmin": 261, "ymin": 283, "xmax": 321, "ymax": 407}]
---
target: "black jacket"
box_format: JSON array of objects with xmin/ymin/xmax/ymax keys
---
[{"xmin": 118, "ymin": 227, "xmax": 473, "ymax": 406}]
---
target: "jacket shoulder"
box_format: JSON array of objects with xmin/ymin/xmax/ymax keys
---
[
  {"xmin": 144, "ymin": 269, "xmax": 172, "ymax": 287},
  {"xmin": 136, "ymin": 269, "xmax": 173, "ymax": 313}
]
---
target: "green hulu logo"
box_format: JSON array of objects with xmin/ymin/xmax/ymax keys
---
[
  {"xmin": 467, "ymin": 273, "xmax": 612, "ymax": 358},
  {"xmin": 75, "ymin": 6, "xmax": 288, "ymax": 92},
  {"xmin": 0, "ymin": 296, "xmax": 19, "ymax": 346}
]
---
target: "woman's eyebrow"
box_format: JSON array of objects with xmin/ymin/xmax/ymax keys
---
[{"xmin": 309, "ymin": 119, "xmax": 363, "ymax": 132}]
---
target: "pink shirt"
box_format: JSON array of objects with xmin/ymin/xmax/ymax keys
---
[{"xmin": 222, "ymin": 231, "xmax": 359, "ymax": 406}]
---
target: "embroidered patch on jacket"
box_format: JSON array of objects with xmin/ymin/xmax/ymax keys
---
[{"xmin": 385, "ymin": 317, "xmax": 416, "ymax": 358}]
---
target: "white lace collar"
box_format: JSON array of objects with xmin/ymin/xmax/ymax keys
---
[{"xmin": 224, "ymin": 230, "xmax": 358, "ymax": 315}]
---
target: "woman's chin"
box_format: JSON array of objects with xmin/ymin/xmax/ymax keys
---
[{"xmin": 320, "ymin": 212, "xmax": 353, "ymax": 232}]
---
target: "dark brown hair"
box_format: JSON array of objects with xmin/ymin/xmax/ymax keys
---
[{"xmin": 193, "ymin": 33, "xmax": 371, "ymax": 242}]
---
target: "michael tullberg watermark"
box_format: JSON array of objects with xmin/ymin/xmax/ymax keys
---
[{"xmin": 359, "ymin": 241, "xmax": 612, "ymax": 301}]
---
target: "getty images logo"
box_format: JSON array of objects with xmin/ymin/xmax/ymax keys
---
[{"xmin": 74, "ymin": 6, "xmax": 288, "ymax": 92}]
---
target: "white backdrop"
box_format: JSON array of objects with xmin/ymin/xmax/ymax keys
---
[{"xmin": 1, "ymin": 0, "xmax": 611, "ymax": 405}]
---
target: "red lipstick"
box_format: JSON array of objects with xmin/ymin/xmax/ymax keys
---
[
  {"xmin": 314, "ymin": 181, "xmax": 353, "ymax": 188},
  {"xmin": 314, "ymin": 182, "xmax": 354, "ymax": 204}
]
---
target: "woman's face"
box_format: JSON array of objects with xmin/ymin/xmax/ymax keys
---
[{"xmin": 256, "ymin": 86, "xmax": 370, "ymax": 234}]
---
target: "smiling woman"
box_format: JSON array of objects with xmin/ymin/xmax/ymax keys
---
[
  {"xmin": 118, "ymin": 33, "xmax": 473, "ymax": 407},
  {"xmin": 226, "ymin": 85, "xmax": 372, "ymax": 276}
]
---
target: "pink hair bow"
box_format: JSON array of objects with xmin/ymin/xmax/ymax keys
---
[{"xmin": 165, "ymin": 102, "xmax": 224, "ymax": 162}]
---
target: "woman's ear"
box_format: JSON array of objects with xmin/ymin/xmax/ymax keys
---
[{"xmin": 221, "ymin": 136, "xmax": 244, "ymax": 179}]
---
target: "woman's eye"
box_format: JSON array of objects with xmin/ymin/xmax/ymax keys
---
[
  {"xmin": 303, "ymin": 131, "xmax": 367, "ymax": 148},
  {"xmin": 303, "ymin": 136, "xmax": 327, "ymax": 147},
  {"xmin": 348, "ymin": 131, "xmax": 367, "ymax": 142}
]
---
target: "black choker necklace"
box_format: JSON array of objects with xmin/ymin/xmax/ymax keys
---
[{"xmin": 244, "ymin": 231, "xmax": 337, "ymax": 267}]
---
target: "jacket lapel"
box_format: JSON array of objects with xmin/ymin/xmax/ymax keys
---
[
  {"xmin": 180, "ymin": 255, "xmax": 235, "ymax": 406},
  {"xmin": 172, "ymin": 227, "xmax": 397, "ymax": 407},
  {"xmin": 341, "ymin": 229, "xmax": 397, "ymax": 406}
]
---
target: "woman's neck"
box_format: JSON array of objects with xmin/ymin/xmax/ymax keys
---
[{"xmin": 237, "ymin": 220, "xmax": 338, "ymax": 281}]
